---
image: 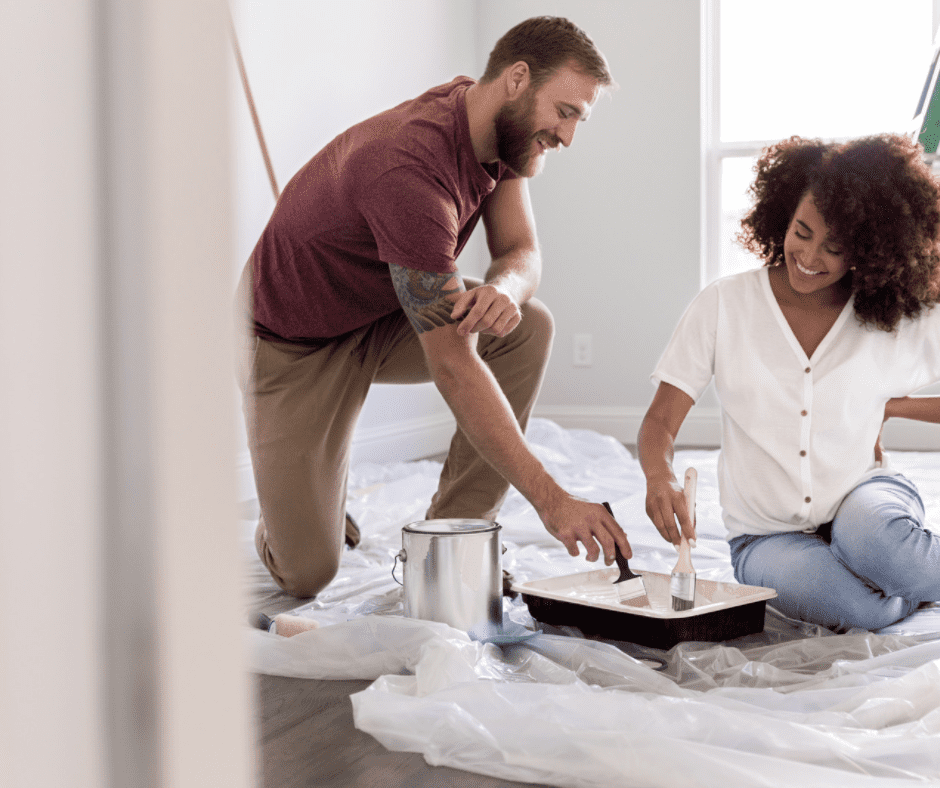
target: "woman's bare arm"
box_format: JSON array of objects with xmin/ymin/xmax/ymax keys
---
[{"xmin": 637, "ymin": 382, "xmax": 696, "ymax": 545}]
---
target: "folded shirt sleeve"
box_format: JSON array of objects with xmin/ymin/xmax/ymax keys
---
[{"xmin": 651, "ymin": 279, "xmax": 720, "ymax": 403}]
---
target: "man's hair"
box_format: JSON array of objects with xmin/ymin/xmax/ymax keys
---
[{"xmin": 480, "ymin": 16, "xmax": 614, "ymax": 91}]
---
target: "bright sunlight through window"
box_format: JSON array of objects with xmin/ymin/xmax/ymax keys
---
[{"xmin": 709, "ymin": 0, "xmax": 935, "ymax": 281}]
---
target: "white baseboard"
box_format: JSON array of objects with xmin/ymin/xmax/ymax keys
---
[
  {"xmin": 533, "ymin": 405, "xmax": 940, "ymax": 452},
  {"xmin": 349, "ymin": 412, "xmax": 457, "ymax": 465},
  {"xmin": 235, "ymin": 412, "xmax": 457, "ymax": 502},
  {"xmin": 533, "ymin": 405, "xmax": 722, "ymax": 447},
  {"xmin": 880, "ymin": 419, "xmax": 940, "ymax": 451},
  {"xmin": 236, "ymin": 407, "xmax": 939, "ymax": 501}
]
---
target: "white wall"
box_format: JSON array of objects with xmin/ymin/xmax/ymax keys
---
[{"xmin": 478, "ymin": 0, "xmax": 714, "ymax": 445}]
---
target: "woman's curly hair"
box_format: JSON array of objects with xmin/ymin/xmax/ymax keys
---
[{"xmin": 738, "ymin": 134, "xmax": 940, "ymax": 331}]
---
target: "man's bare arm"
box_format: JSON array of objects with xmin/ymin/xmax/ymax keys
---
[
  {"xmin": 388, "ymin": 264, "xmax": 462, "ymax": 333},
  {"xmin": 449, "ymin": 178, "xmax": 541, "ymax": 336},
  {"xmin": 389, "ymin": 262, "xmax": 631, "ymax": 564}
]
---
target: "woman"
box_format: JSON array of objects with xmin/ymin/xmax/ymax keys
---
[{"xmin": 639, "ymin": 134, "xmax": 940, "ymax": 632}]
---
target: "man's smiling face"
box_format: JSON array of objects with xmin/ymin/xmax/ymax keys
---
[{"xmin": 495, "ymin": 62, "xmax": 599, "ymax": 177}]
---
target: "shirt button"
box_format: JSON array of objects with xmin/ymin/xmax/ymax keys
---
[
  {"xmin": 804, "ymin": 367, "xmax": 811, "ymax": 373},
  {"xmin": 801, "ymin": 410, "xmax": 808, "ymax": 416},
  {"xmin": 800, "ymin": 450, "xmax": 807, "ymax": 456},
  {"xmin": 805, "ymin": 496, "xmax": 812, "ymax": 503}
]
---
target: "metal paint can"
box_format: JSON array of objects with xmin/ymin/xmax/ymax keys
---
[{"xmin": 397, "ymin": 519, "xmax": 502, "ymax": 632}]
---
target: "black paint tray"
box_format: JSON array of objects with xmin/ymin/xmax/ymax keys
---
[{"xmin": 513, "ymin": 567, "xmax": 777, "ymax": 651}]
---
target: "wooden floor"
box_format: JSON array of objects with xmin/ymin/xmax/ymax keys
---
[
  {"xmin": 251, "ymin": 444, "xmax": 649, "ymax": 788},
  {"xmin": 255, "ymin": 673, "xmax": 552, "ymax": 788}
]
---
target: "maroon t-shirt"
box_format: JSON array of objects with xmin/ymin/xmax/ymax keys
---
[{"xmin": 248, "ymin": 77, "xmax": 516, "ymax": 344}]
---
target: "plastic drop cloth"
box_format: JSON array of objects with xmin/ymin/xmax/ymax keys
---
[{"xmin": 244, "ymin": 418, "xmax": 940, "ymax": 787}]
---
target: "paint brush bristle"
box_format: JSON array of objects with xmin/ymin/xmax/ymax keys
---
[{"xmin": 603, "ymin": 501, "xmax": 649, "ymax": 603}]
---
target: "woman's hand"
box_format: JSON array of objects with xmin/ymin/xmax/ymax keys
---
[
  {"xmin": 875, "ymin": 396, "xmax": 909, "ymax": 463},
  {"xmin": 873, "ymin": 426, "xmax": 885, "ymax": 464},
  {"xmin": 644, "ymin": 472, "xmax": 694, "ymax": 546},
  {"xmin": 638, "ymin": 382, "xmax": 697, "ymax": 545}
]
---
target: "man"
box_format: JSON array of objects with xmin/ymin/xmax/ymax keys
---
[{"xmin": 237, "ymin": 16, "xmax": 632, "ymax": 597}]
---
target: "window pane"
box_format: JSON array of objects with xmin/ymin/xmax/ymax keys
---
[
  {"xmin": 721, "ymin": 156, "xmax": 763, "ymax": 276},
  {"xmin": 720, "ymin": 0, "xmax": 934, "ymax": 142}
]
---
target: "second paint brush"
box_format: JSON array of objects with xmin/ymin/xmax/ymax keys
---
[{"xmin": 670, "ymin": 467, "xmax": 697, "ymax": 611}]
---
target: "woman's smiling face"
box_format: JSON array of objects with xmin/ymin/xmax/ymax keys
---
[{"xmin": 782, "ymin": 191, "xmax": 853, "ymax": 299}]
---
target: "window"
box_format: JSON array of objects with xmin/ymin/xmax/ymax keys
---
[{"xmin": 704, "ymin": 0, "xmax": 935, "ymax": 283}]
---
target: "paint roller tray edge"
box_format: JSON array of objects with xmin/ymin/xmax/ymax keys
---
[{"xmin": 512, "ymin": 568, "xmax": 777, "ymax": 651}]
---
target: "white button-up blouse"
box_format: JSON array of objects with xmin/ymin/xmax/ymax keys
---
[{"xmin": 652, "ymin": 267, "xmax": 940, "ymax": 539}]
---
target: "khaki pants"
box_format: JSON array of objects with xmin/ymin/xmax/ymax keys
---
[{"xmin": 236, "ymin": 271, "xmax": 554, "ymax": 597}]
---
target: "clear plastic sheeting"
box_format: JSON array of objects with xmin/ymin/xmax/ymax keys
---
[{"xmin": 244, "ymin": 419, "xmax": 940, "ymax": 786}]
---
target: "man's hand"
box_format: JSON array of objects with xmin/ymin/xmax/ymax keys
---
[
  {"xmin": 388, "ymin": 261, "xmax": 626, "ymax": 566},
  {"xmin": 449, "ymin": 284, "xmax": 521, "ymax": 337},
  {"xmin": 537, "ymin": 494, "xmax": 632, "ymax": 565}
]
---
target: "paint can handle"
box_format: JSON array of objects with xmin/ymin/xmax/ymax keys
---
[{"xmin": 392, "ymin": 549, "xmax": 406, "ymax": 585}]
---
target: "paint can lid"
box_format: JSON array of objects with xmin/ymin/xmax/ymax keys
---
[{"xmin": 403, "ymin": 518, "xmax": 501, "ymax": 535}]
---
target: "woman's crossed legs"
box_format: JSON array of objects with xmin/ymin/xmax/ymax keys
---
[{"xmin": 730, "ymin": 474, "xmax": 938, "ymax": 632}]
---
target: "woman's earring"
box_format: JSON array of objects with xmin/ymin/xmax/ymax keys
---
[{"xmin": 849, "ymin": 266, "xmax": 857, "ymax": 271}]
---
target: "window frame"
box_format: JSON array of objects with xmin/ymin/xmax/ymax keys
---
[{"xmin": 702, "ymin": 0, "xmax": 939, "ymax": 286}]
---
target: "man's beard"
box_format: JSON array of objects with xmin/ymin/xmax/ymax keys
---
[{"xmin": 494, "ymin": 92, "xmax": 542, "ymax": 178}]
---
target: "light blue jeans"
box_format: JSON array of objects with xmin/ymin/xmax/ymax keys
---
[{"xmin": 729, "ymin": 474, "xmax": 939, "ymax": 632}]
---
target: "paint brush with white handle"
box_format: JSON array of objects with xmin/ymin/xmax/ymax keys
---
[{"xmin": 670, "ymin": 467, "xmax": 697, "ymax": 611}]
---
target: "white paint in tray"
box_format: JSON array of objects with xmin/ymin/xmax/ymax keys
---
[{"xmin": 512, "ymin": 568, "xmax": 776, "ymax": 619}]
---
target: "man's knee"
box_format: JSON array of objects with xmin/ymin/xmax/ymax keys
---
[
  {"xmin": 256, "ymin": 521, "xmax": 342, "ymax": 598},
  {"xmin": 519, "ymin": 297, "xmax": 554, "ymax": 347},
  {"xmin": 495, "ymin": 297, "xmax": 554, "ymax": 369},
  {"xmin": 274, "ymin": 553, "xmax": 341, "ymax": 598},
  {"xmin": 475, "ymin": 296, "xmax": 553, "ymax": 375}
]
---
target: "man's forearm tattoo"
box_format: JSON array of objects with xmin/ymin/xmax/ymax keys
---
[{"xmin": 389, "ymin": 263, "xmax": 462, "ymax": 334}]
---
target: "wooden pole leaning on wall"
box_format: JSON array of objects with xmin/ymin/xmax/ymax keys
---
[{"xmin": 228, "ymin": 7, "xmax": 281, "ymax": 202}]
